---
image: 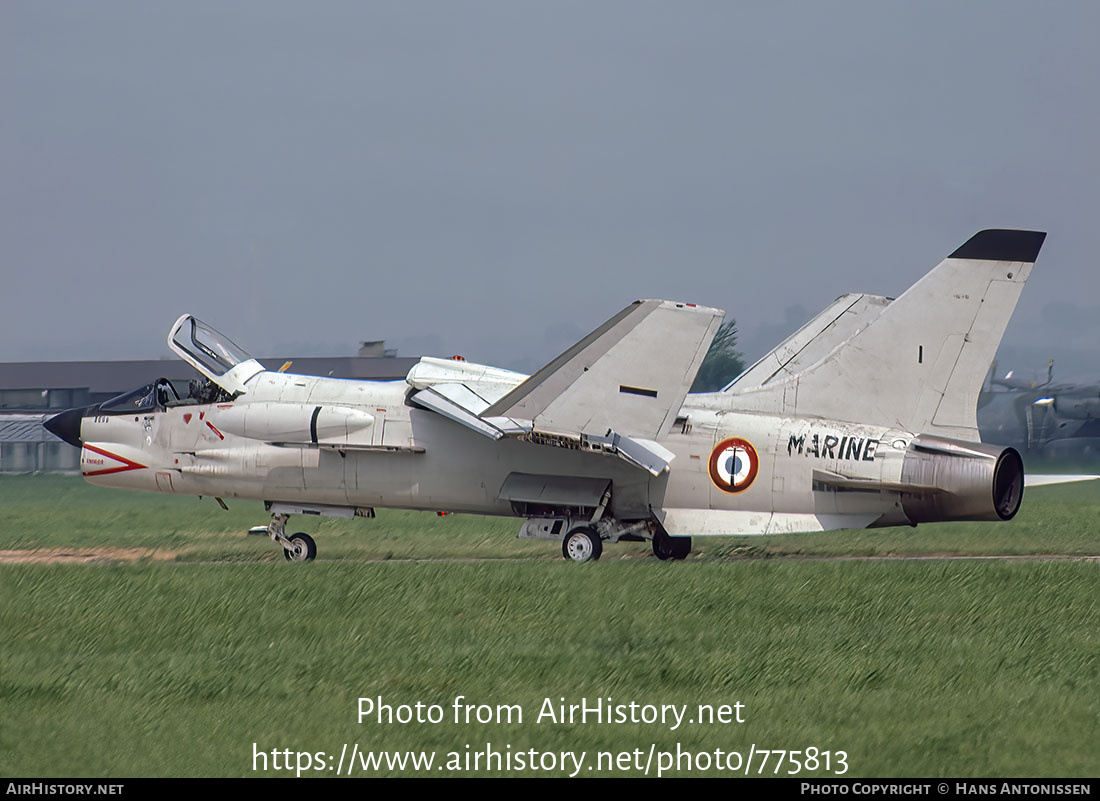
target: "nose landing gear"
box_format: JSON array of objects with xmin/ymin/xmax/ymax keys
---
[{"xmin": 265, "ymin": 512, "xmax": 317, "ymax": 563}]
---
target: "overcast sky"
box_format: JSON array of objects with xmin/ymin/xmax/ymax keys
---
[{"xmin": 3, "ymin": 2, "xmax": 1099, "ymax": 378}]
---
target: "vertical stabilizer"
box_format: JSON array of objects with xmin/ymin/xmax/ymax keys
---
[
  {"xmin": 724, "ymin": 293, "xmax": 892, "ymax": 391},
  {"xmin": 728, "ymin": 230, "xmax": 1045, "ymax": 440}
]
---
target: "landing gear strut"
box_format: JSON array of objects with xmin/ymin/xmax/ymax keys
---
[
  {"xmin": 267, "ymin": 513, "xmax": 317, "ymax": 563},
  {"xmin": 652, "ymin": 530, "xmax": 691, "ymax": 561}
]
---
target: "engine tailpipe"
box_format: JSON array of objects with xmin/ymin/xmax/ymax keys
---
[{"xmin": 900, "ymin": 436, "xmax": 1023, "ymax": 524}]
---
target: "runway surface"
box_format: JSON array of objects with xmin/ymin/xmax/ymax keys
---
[{"xmin": 1, "ymin": 548, "xmax": 1098, "ymax": 565}]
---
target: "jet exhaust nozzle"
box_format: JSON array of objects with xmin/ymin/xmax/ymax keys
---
[{"xmin": 900, "ymin": 435, "xmax": 1024, "ymax": 524}]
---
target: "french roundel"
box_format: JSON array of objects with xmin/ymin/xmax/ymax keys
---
[{"xmin": 709, "ymin": 437, "xmax": 759, "ymax": 494}]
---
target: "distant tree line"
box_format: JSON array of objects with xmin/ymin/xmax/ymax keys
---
[{"xmin": 690, "ymin": 319, "xmax": 745, "ymax": 393}]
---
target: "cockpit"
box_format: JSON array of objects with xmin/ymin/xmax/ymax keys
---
[
  {"xmin": 42, "ymin": 316, "xmax": 267, "ymax": 448},
  {"xmin": 92, "ymin": 316, "xmax": 265, "ymax": 416},
  {"xmin": 98, "ymin": 378, "xmax": 181, "ymax": 414},
  {"xmin": 167, "ymin": 314, "xmax": 265, "ymax": 397}
]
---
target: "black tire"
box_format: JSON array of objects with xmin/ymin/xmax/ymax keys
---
[
  {"xmin": 283, "ymin": 532, "xmax": 317, "ymax": 562},
  {"xmin": 652, "ymin": 530, "xmax": 691, "ymax": 561},
  {"xmin": 561, "ymin": 526, "xmax": 603, "ymax": 563}
]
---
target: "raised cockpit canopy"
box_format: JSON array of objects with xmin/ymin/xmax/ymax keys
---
[
  {"xmin": 172, "ymin": 317, "xmax": 252, "ymax": 374},
  {"xmin": 167, "ymin": 314, "xmax": 265, "ymax": 396}
]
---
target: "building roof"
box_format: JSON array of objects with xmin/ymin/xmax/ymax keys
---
[{"xmin": 0, "ymin": 356, "xmax": 420, "ymax": 393}]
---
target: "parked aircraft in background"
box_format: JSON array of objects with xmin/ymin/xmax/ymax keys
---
[
  {"xmin": 47, "ymin": 229, "xmax": 1087, "ymax": 563},
  {"xmin": 978, "ymin": 360, "xmax": 1100, "ymax": 459}
]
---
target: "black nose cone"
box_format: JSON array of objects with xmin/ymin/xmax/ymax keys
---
[{"xmin": 43, "ymin": 407, "xmax": 86, "ymax": 448}]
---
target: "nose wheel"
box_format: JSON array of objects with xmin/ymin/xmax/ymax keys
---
[
  {"xmin": 283, "ymin": 532, "xmax": 317, "ymax": 562},
  {"xmin": 265, "ymin": 513, "xmax": 317, "ymax": 563}
]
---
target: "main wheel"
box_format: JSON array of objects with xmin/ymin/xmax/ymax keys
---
[
  {"xmin": 283, "ymin": 532, "xmax": 317, "ymax": 562},
  {"xmin": 652, "ymin": 531, "xmax": 691, "ymax": 561},
  {"xmin": 561, "ymin": 526, "xmax": 602, "ymax": 563}
]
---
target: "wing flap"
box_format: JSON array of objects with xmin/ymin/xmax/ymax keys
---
[
  {"xmin": 409, "ymin": 385, "xmax": 505, "ymax": 439},
  {"xmin": 586, "ymin": 432, "xmax": 675, "ymax": 476},
  {"xmin": 409, "ymin": 386, "xmax": 532, "ymax": 440}
]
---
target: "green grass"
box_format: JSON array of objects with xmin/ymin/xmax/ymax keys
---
[
  {"xmin": 0, "ymin": 474, "xmax": 543, "ymax": 561},
  {"xmin": 2, "ymin": 474, "xmax": 1099, "ymax": 560},
  {"xmin": 0, "ymin": 476, "xmax": 1098, "ymax": 777},
  {"xmin": 0, "ymin": 561, "xmax": 1097, "ymax": 777}
]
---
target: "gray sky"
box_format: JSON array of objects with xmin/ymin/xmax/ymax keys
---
[{"xmin": 3, "ymin": 2, "xmax": 1099, "ymax": 378}]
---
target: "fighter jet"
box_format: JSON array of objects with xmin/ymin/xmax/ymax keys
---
[
  {"xmin": 978, "ymin": 360, "xmax": 1100, "ymax": 459},
  {"xmin": 45, "ymin": 229, "xmax": 1068, "ymax": 562}
]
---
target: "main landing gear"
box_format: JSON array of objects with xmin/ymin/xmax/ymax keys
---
[
  {"xmin": 651, "ymin": 529, "xmax": 691, "ymax": 561},
  {"xmin": 266, "ymin": 512, "xmax": 317, "ymax": 562},
  {"xmin": 562, "ymin": 526, "xmax": 603, "ymax": 562},
  {"xmin": 526, "ymin": 518, "xmax": 692, "ymax": 563}
]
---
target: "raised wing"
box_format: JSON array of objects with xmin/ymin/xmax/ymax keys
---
[
  {"xmin": 482, "ymin": 299, "xmax": 724, "ymax": 440},
  {"xmin": 407, "ymin": 300, "xmax": 723, "ymax": 474}
]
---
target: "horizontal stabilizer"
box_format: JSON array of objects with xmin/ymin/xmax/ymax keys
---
[
  {"xmin": 1024, "ymin": 474, "xmax": 1100, "ymax": 487},
  {"xmin": 482, "ymin": 299, "xmax": 724, "ymax": 440}
]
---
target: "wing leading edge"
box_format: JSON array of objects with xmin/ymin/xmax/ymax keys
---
[
  {"xmin": 482, "ymin": 299, "xmax": 724, "ymax": 441},
  {"xmin": 407, "ymin": 299, "xmax": 723, "ymax": 474}
]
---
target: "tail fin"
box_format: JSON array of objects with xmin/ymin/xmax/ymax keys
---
[
  {"xmin": 731, "ymin": 229, "xmax": 1046, "ymax": 439},
  {"xmin": 482, "ymin": 299, "xmax": 723, "ymax": 440},
  {"xmin": 724, "ymin": 292, "xmax": 892, "ymax": 391}
]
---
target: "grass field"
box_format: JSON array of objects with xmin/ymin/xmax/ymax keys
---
[
  {"xmin": 1, "ymin": 475, "xmax": 1098, "ymax": 778},
  {"xmin": 3, "ymin": 474, "xmax": 1100, "ymax": 561}
]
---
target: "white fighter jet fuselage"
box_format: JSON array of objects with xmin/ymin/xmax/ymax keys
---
[{"xmin": 46, "ymin": 230, "xmax": 1061, "ymax": 562}]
